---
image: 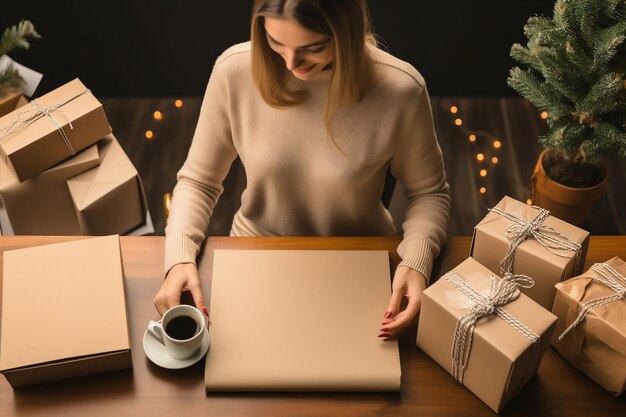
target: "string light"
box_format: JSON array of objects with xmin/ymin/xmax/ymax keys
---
[
  {"xmin": 469, "ymin": 134, "xmax": 477, "ymax": 142},
  {"xmin": 480, "ymin": 187, "xmax": 487, "ymax": 194},
  {"xmin": 479, "ymin": 169, "xmax": 487, "ymax": 177},
  {"xmin": 476, "ymin": 153, "xmax": 485, "ymax": 162},
  {"xmin": 450, "ymin": 106, "xmax": 458, "ymax": 114},
  {"xmin": 145, "ymin": 130, "xmax": 154, "ymax": 140},
  {"xmin": 491, "ymin": 156, "xmax": 499, "ymax": 164},
  {"xmin": 526, "ymin": 198, "xmax": 533, "ymax": 205},
  {"xmin": 153, "ymin": 111, "xmax": 163, "ymax": 121},
  {"xmin": 493, "ymin": 139, "xmax": 502, "ymax": 149},
  {"xmin": 454, "ymin": 118, "xmax": 463, "ymax": 126},
  {"xmin": 540, "ymin": 111, "xmax": 548, "ymax": 120},
  {"xmin": 175, "ymin": 99, "xmax": 183, "ymax": 108}
]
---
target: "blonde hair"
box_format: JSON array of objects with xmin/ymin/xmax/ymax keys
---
[{"xmin": 251, "ymin": 0, "xmax": 376, "ymax": 135}]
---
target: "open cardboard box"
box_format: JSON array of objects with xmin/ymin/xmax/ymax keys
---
[{"xmin": 0, "ymin": 235, "xmax": 132, "ymax": 388}]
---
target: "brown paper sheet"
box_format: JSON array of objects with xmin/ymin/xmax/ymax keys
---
[
  {"xmin": 205, "ymin": 250, "xmax": 401, "ymax": 391},
  {"xmin": 417, "ymin": 257, "xmax": 557, "ymax": 412},
  {"xmin": 552, "ymin": 256, "xmax": 626, "ymax": 395},
  {"xmin": 470, "ymin": 195, "xmax": 589, "ymax": 309}
]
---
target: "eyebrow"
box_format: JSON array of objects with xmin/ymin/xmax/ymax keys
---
[{"xmin": 266, "ymin": 33, "xmax": 331, "ymax": 49}]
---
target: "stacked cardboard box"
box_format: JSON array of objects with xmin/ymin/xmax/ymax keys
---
[{"xmin": 0, "ymin": 78, "xmax": 151, "ymax": 235}]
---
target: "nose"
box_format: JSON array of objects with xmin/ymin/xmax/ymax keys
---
[{"xmin": 284, "ymin": 49, "xmax": 303, "ymax": 71}]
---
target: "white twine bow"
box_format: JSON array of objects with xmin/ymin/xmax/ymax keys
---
[
  {"xmin": 0, "ymin": 89, "xmax": 91, "ymax": 157},
  {"xmin": 489, "ymin": 206, "xmax": 583, "ymax": 276},
  {"xmin": 444, "ymin": 271, "xmax": 540, "ymax": 386},
  {"xmin": 558, "ymin": 262, "xmax": 626, "ymax": 340}
]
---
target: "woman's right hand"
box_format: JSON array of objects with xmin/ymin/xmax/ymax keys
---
[{"xmin": 153, "ymin": 263, "xmax": 208, "ymax": 317}]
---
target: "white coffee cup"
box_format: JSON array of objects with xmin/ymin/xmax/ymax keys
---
[{"xmin": 148, "ymin": 305, "xmax": 208, "ymax": 360}]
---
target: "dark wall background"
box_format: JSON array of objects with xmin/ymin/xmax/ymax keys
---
[{"xmin": 2, "ymin": 1, "xmax": 554, "ymax": 97}]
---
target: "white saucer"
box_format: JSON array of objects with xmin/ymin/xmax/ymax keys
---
[{"xmin": 143, "ymin": 328, "xmax": 210, "ymax": 369}]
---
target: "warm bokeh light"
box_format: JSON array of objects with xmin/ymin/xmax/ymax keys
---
[
  {"xmin": 479, "ymin": 169, "xmax": 487, "ymax": 177},
  {"xmin": 145, "ymin": 130, "xmax": 154, "ymax": 140},
  {"xmin": 454, "ymin": 118, "xmax": 463, "ymax": 126},
  {"xmin": 153, "ymin": 111, "xmax": 163, "ymax": 121},
  {"xmin": 469, "ymin": 134, "xmax": 477, "ymax": 142},
  {"xmin": 493, "ymin": 139, "xmax": 502, "ymax": 149},
  {"xmin": 480, "ymin": 187, "xmax": 487, "ymax": 194},
  {"xmin": 540, "ymin": 111, "xmax": 548, "ymax": 120},
  {"xmin": 175, "ymin": 99, "xmax": 183, "ymax": 108},
  {"xmin": 476, "ymin": 153, "xmax": 485, "ymax": 161},
  {"xmin": 450, "ymin": 106, "xmax": 458, "ymax": 114},
  {"xmin": 527, "ymin": 198, "xmax": 533, "ymax": 205},
  {"xmin": 491, "ymin": 156, "xmax": 499, "ymax": 164}
]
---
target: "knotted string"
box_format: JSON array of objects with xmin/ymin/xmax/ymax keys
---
[
  {"xmin": 558, "ymin": 262, "xmax": 626, "ymax": 340},
  {"xmin": 489, "ymin": 206, "xmax": 582, "ymax": 276},
  {"xmin": 445, "ymin": 271, "xmax": 540, "ymax": 387},
  {"xmin": 0, "ymin": 89, "xmax": 91, "ymax": 157}
]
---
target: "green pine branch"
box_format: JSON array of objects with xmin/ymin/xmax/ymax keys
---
[
  {"xmin": 0, "ymin": 20, "xmax": 41, "ymax": 56},
  {"xmin": 0, "ymin": 20, "xmax": 40, "ymax": 93},
  {"xmin": 509, "ymin": 0, "xmax": 626, "ymax": 162}
]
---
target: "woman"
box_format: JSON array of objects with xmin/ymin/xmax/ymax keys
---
[{"xmin": 154, "ymin": 0, "xmax": 450, "ymax": 339}]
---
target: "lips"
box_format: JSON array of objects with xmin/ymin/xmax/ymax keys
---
[{"xmin": 293, "ymin": 64, "xmax": 315, "ymax": 74}]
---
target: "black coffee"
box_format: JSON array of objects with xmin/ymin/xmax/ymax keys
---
[{"xmin": 165, "ymin": 316, "xmax": 199, "ymax": 340}]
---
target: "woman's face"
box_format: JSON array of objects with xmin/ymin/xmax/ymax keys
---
[{"xmin": 264, "ymin": 16, "xmax": 334, "ymax": 81}]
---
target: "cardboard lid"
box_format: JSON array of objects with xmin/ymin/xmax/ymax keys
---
[
  {"xmin": 0, "ymin": 235, "xmax": 129, "ymax": 370},
  {"xmin": 67, "ymin": 135, "xmax": 138, "ymax": 210}
]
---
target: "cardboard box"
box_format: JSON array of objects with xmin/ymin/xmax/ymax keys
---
[
  {"xmin": 552, "ymin": 257, "xmax": 626, "ymax": 395},
  {"xmin": 417, "ymin": 257, "xmax": 557, "ymax": 413},
  {"xmin": 67, "ymin": 134, "xmax": 148, "ymax": 235},
  {"xmin": 470, "ymin": 195, "xmax": 589, "ymax": 309},
  {"xmin": 0, "ymin": 235, "xmax": 132, "ymax": 388},
  {"xmin": 0, "ymin": 144, "xmax": 100, "ymax": 235},
  {"xmin": 0, "ymin": 78, "xmax": 111, "ymax": 182},
  {"xmin": 0, "ymin": 90, "xmax": 23, "ymax": 118}
]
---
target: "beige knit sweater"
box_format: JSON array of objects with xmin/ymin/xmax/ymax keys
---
[{"xmin": 164, "ymin": 42, "xmax": 450, "ymax": 280}]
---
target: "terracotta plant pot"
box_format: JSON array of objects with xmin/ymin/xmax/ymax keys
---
[{"xmin": 531, "ymin": 150, "xmax": 608, "ymax": 226}]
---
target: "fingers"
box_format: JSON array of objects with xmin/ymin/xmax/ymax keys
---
[
  {"xmin": 187, "ymin": 279, "xmax": 208, "ymax": 317},
  {"xmin": 153, "ymin": 263, "xmax": 206, "ymax": 317}
]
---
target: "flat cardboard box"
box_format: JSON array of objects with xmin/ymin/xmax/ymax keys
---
[
  {"xmin": 0, "ymin": 144, "xmax": 100, "ymax": 235},
  {"xmin": 416, "ymin": 257, "xmax": 557, "ymax": 413},
  {"xmin": 552, "ymin": 256, "xmax": 626, "ymax": 396},
  {"xmin": 470, "ymin": 195, "xmax": 589, "ymax": 309},
  {"xmin": 0, "ymin": 78, "xmax": 111, "ymax": 182},
  {"xmin": 67, "ymin": 134, "xmax": 148, "ymax": 235},
  {"xmin": 206, "ymin": 249, "xmax": 401, "ymax": 391},
  {"xmin": 0, "ymin": 235, "xmax": 131, "ymax": 388}
]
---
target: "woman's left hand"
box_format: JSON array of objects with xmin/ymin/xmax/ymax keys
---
[{"xmin": 379, "ymin": 266, "xmax": 427, "ymax": 339}]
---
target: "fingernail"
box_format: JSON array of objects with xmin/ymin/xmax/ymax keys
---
[
  {"xmin": 384, "ymin": 311, "xmax": 393, "ymax": 319},
  {"xmin": 380, "ymin": 328, "xmax": 390, "ymax": 333},
  {"xmin": 378, "ymin": 334, "xmax": 388, "ymax": 338},
  {"xmin": 381, "ymin": 322, "xmax": 391, "ymax": 325},
  {"xmin": 202, "ymin": 307, "xmax": 209, "ymax": 316}
]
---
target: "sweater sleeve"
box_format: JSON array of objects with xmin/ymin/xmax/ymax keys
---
[
  {"xmin": 163, "ymin": 58, "xmax": 239, "ymax": 275},
  {"xmin": 390, "ymin": 83, "xmax": 450, "ymax": 282}
]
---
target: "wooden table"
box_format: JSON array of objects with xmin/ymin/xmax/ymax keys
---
[{"xmin": 1, "ymin": 236, "xmax": 625, "ymax": 416}]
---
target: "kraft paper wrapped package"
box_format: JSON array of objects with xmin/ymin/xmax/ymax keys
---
[
  {"xmin": 0, "ymin": 236, "xmax": 132, "ymax": 388},
  {"xmin": 67, "ymin": 134, "xmax": 148, "ymax": 235},
  {"xmin": 0, "ymin": 144, "xmax": 100, "ymax": 234},
  {"xmin": 551, "ymin": 257, "xmax": 626, "ymax": 396},
  {"xmin": 417, "ymin": 257, "xmax": 557, "ymax": 413},
  {"xmin": 0, "ymin": 78, "xmax": 111, "ymax": 182},
  {"xmin": 470, "ymin": 195, "xmax": 589, "ymax": 310}
]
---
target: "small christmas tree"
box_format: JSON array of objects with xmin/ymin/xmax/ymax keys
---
[
  {"xmin": 0, "ymin": 20, "xmax": 41, "ymax": 93},
  {"xmin": 508, "ymin": 0, "xmax": 626, "ymax": 186}
]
